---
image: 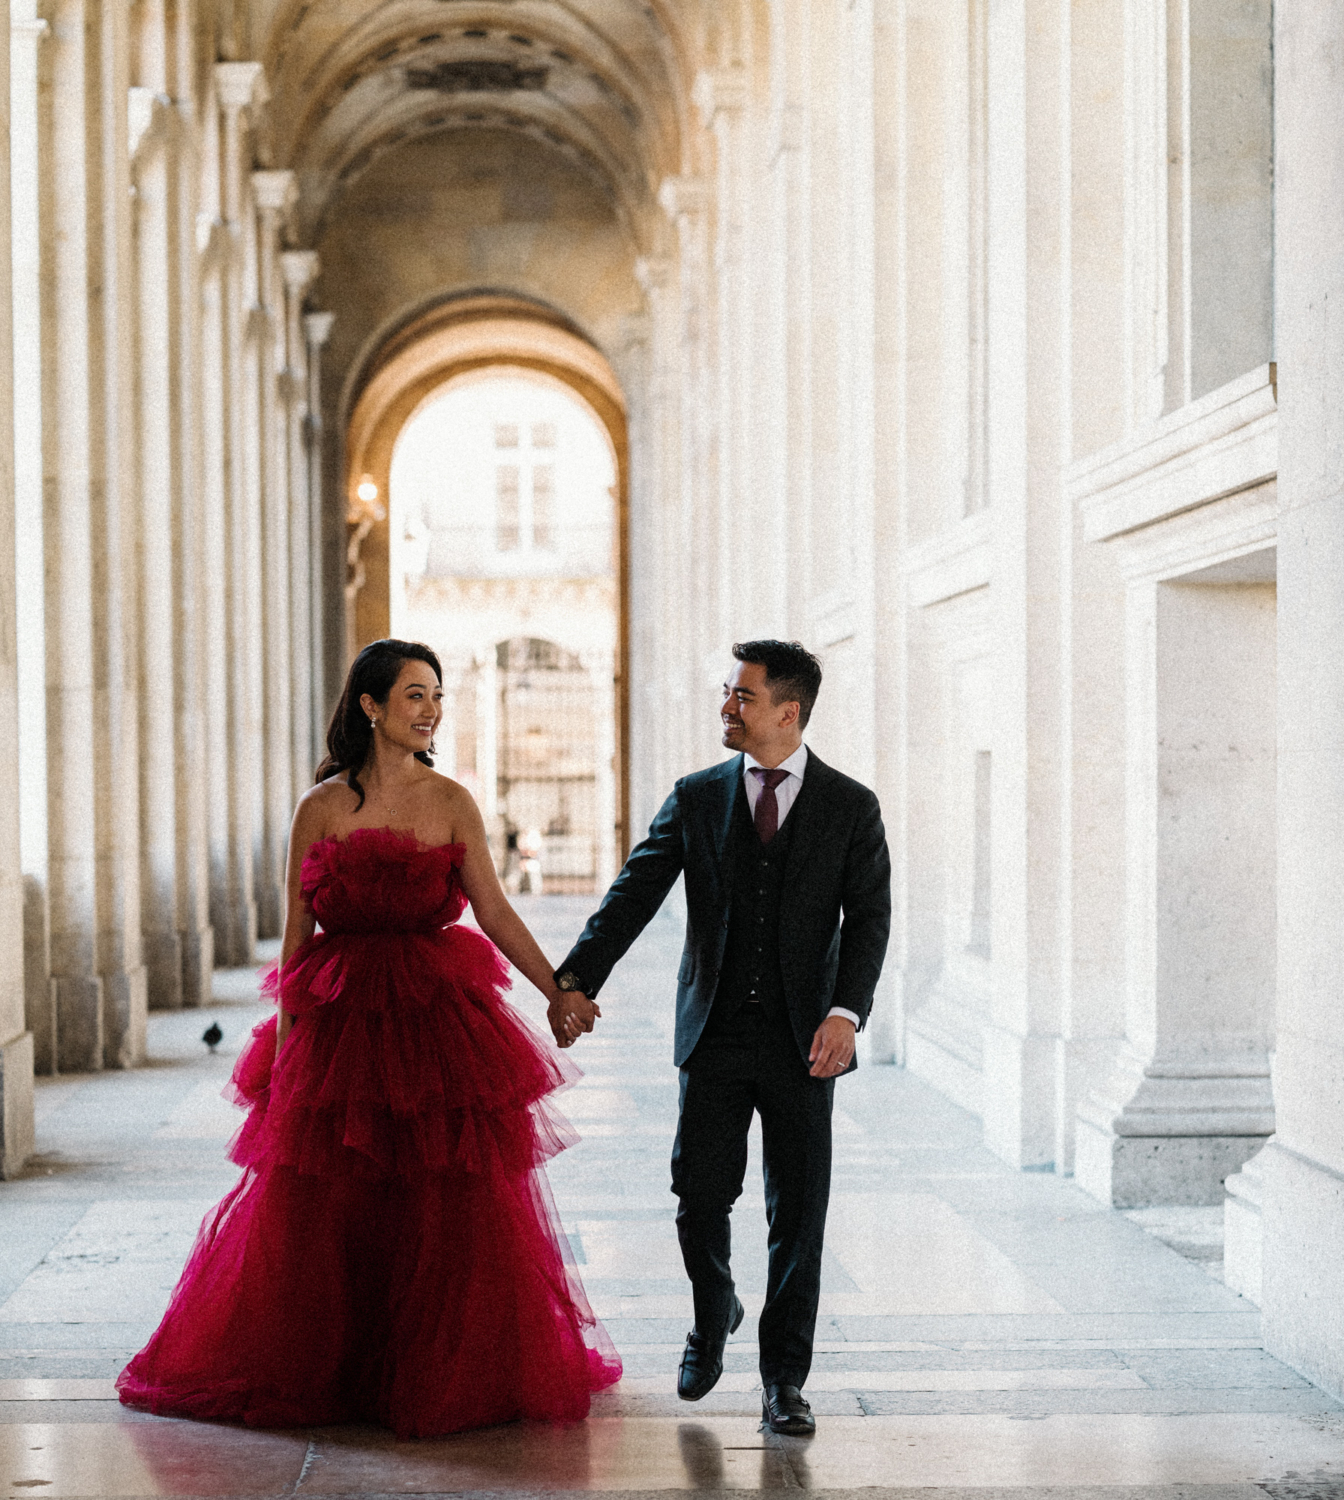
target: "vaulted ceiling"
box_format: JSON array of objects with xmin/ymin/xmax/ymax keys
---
[{"xmin": 261, "ymin": 0, "xmax": 699, "ymax": 242}]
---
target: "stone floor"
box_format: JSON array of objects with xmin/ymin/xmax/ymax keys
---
[{"xmin": 1, "ymin": 897, "xmax": 1342, "ymax": 1498}]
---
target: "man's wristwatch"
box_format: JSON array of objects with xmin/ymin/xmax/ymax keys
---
[{"xmin": 555, "ymin": 970, "xmax": 587, "ymax": 995}]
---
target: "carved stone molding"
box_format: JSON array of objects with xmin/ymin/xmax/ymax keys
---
[
  {"xmin": 405, "ymin": 59, "xmax": 547, "ymax": 93},
  {"xmin": 252, "ymin": 169, "xmax": 298, "ymax": 215},
  {"xmin": 303, "ymin": 310, "xmax": 335, "ymax": 349},
  {"xmin": 280, "ymin": 249, "xmax": 319, "ymax": 294},
  {"xmin": 215, "ymin": 61, "xmax": 267, "ymax": 115}
]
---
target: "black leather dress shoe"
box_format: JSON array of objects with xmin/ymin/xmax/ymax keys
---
[
  {"xmin": 762, "ymin": 1383, "xmax": 815, "ymax": 1436},
  {"xmin": 676, "ymin": 1296, "xmax": 745, "ymax": 1401}
]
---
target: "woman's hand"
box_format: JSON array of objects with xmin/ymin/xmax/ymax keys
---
[{"xmin": 546, "ymin": 987, "xmax": 601, "ymax": 1048}]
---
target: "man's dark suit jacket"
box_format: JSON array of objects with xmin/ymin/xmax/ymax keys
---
[{"xmin": 559, "ymin": 750, "xmax": 892, "ymax": 1074}]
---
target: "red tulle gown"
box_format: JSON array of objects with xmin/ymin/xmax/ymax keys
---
[{"xmin": 117, "ymin": 827, "xmax": 622, "ymax": 1437}]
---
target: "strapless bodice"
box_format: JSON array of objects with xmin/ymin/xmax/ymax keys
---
[{"xmin": 302, "ymin": 827, "xmax": 467, "ymax": 935}]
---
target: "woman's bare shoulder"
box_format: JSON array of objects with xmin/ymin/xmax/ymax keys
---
[
  {"xmin": 295, "ymin": 777, "xmax": 354, "ymax": 831},
  {"xmin": 419, "ymin": 770, "xmax": 483, "ymax": 834},
  {"xmin": 422, "ymin": 769, "xmax": 476, "ymax": 812}
]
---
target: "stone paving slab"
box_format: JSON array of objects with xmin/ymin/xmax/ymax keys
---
[{"xmin": 0, "ymin": 896, "xmax": 1341, "ymax": 1496}]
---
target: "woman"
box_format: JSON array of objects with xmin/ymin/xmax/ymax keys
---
[{"xmin": 118, "ymin": 639, "xmax": 622, "ymax": 1436}]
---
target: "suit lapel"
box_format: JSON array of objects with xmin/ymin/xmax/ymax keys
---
[
  {"xmin": 783, "ymin": 750, "xmax": 832, "ymax": 885},
  {"xmin": 711, "ymin": 755, "xmax": 745, "ymax": 888}
]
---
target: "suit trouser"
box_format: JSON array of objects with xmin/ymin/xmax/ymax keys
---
[{"xmin": 670, "ymin": 1001, "xmax": 835, "ymax": 1388}]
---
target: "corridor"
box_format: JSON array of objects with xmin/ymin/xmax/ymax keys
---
[{"xmin": 0, "ymin": 900, "xmax": 1339, "ymax": 1497}]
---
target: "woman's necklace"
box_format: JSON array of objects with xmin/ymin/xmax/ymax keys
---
[{"xmin": 372, "ymin": 782, "xmax": 412, "ymax": 819}]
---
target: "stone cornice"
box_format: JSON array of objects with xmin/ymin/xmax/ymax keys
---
[
  {"xmin": 692, "ymin": 66, "xmax": 749, "ymax": 126},
  {"xmin": 903, "ymin": 509, "xmax": 993, "ymax": 609},
  {"xmin": 657, "ymin": 175, "xmax": 709, "ymax": 222},
  {"xmin": 1071, "ymin": 363, "xmax": 1277, "ymax": 545}
]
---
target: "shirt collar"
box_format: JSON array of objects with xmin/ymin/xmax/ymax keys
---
[{"xmin": 744, "ymin": 743, "xmax": 809, "ymax": 781}]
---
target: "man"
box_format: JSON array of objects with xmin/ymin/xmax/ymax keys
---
[{"xmin": 554, "ymin": 640, "xmax": 891, "ymax": 1436}]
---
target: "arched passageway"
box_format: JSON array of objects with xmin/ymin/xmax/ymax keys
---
[{"xmin": 341, "ymin": 300, "xmax": 630, "ymax": 868}]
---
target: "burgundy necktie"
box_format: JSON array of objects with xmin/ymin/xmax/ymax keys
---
[{"xmin": 751, "ymin": 768, "xmax": 790, "ymax": 845}]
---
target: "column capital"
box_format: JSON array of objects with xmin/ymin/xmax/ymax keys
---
[
  {"xmin": 252, "ymin": 169, "xmax": 297, "ymax": 214},
  {"xmin": 692, "ymin": 66, "xmax": 749, "ymax": 126},
  {"xmin": 280, "ymin": 249, "xmax": 319, "ymax": 293},
  {"xmin": 215, "ymin": 61, "xmax": 267, "ymax": 114},
  {"xmin": 657, "ymin": 175, "xmax": 709, "ymax": 223},
  {"xmin": 303, "ymin": 311, "xmax": 335, "ymax": 349}
]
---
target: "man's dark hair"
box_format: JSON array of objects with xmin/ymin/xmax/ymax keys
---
[{"xmin": 731, "ymin": 640, "xmax": 823, "ymax": 729}]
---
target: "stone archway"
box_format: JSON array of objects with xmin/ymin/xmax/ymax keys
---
[{"xmin": 343, "ymin": 293, "xmax": 631, "ymax": 854}]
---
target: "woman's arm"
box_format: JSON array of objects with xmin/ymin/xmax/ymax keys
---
[
  {"xmin": 454, "ymin": 789, "xmax": 599, "ymax": 1046},
  {"xmin": 275, "ymin": 792, "xmax": 324, "ymax": 1054}
]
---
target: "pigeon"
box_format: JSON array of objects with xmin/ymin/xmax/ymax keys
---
[{"xmin": 202, "ymin": 1021, "xmax": 223, "ymax": 1052}]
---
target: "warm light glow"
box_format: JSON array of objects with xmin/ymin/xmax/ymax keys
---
[{"xmin": 356, "ymin": 478, "xmax": 379, "ymax": 503}]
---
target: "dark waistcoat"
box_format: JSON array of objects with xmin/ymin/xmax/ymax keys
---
[{"xmin": 712, "ymin": 782, "xmax": 799, "ymax": 1020}]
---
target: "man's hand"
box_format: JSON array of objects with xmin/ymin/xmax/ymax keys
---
[
  {"xmin": 808, "ymin": 1015, "xmax": 856, "ymax": 1078},
  {"xmin": 547, "ymin": 988, "xmax": 601, "ymax": 1049}
]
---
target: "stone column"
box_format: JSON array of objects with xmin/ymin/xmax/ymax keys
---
[
  {"xmin": 303, "ymin": 310, "xmax": 334, "ymax": 763},
  {"xmin": 630, "ymin": 255, "xmax": 677, "ymax": 823},
  {"xmin": 581, "ymin": 648, "xmax": 618, "ymax": 893},
  {"xmin": 977, "ymin": 0, "xmax": 1067, "ymax": 1168},
  {"xmin": 12, "ymin": 7, "xmax": 55, "ymax": 1071},
  {"xmin": 694, "ymin": 66, "xmax": 751, "ymax": 644},
  {"xmin": 0, "ymin": 0, "xmax": 35, "ymax": 1174},
  {"xmin": 765, "ymin": 0, "xmax": 809, "ymax": 658},
  {"xmin": 1256, "ymin": 0, "xmax": 1344, "ymax": 1399},
  {"xmin": 1075, "ymin": 571, "xmax": 1277, "ymax": 1206},
  {"xmin": 867, "ymin": 0, "xmax": 907, "ymax": 1067},
  {"xmin": 280, "ymin": 252, "xmax": 318, "ymax": 797},
  {"xmin": 42, "ymin": 0, "xmax": 147, "ymax": 1069},
  {"xmin": 209, "ymin": 60, "xmax": 265, "ymax": 965},
  {"xmin": 96, "ymin": 0, "xmax": 148, "ymax": 1069},
  {"xmin": 130, "ymin": 88, "xmax": 185, "ymax": 1011},
  {"xmin": 251, "ymin": 169, "xmax": 295, "ymax": 937},
  {"xmin": 656, "ymin": 176, "xmax": 713, "ymax": 771}
]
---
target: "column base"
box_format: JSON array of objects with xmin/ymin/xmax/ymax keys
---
[
  {"xmin": 22, "ymin": 876, "xmax": 56, "ymax": 1074},
  {"xmin": 255, "ymin": 879, "xmax": 283, "ymax": 941},
  {"xmin": 209, "ymin": 895, "xmax": 256, "ymax": 968},
  {"xmin": 859, "ymin": 967, "xmax": 902, "ymax": 1066},
  {"xmin": 981, "ymin": 1025, "xmax": 1057, "ymax": 1170},
  {"xmin": 145, "ymin": 930, "xmax": 184, "ymax": 1012},
  {"xmin": 0, "ymin": 1029, "xmax": 35, "ymax": 1179},
  {"xmin": 180, "ymin": 925, "xmax": 214, "ymax": 1008},
  {"xmin": 55, "ymin": 974, "xmax": 104, "ymax": 1072},
  {"xmin": 1075, "ymin": 1122, "xmax": 1267, "ymax": 1207},
  {"xmin": 905, "ymin": 989, "xmax": 984, "ymax": 1116},
  {"xmin": 1075, "ymin": 1048, "xmax": 1275, "ymax": 1206},
  {"xmin": 1224, "ymin": 1145, "xmax": 1266, "ymax": 1304},
  {"xmin": 102, "ymin": 965, "xmax": 148, "ymax": 1069},
  {"xmin": 1261, "ymin": 1139, "xmax": 1344, "ymax": 1401}
]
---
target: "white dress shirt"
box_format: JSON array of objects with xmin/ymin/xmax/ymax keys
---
[{"xmin": 742, "ymin": 744, "xmax": 861, "ymax": 1031}]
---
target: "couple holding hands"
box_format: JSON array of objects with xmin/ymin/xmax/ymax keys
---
[{"xmin": 118, "ymin": 636, "xmax": 890, "ymax": 1442}]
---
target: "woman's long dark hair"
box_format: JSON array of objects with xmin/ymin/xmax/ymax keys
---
[{"xmin": 316, "ymin": 639, "xmax": 444, "ymax": 811}]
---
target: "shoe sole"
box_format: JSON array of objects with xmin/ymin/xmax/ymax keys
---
[{"xmin": 677, "ymin": 1297, "xmax": 746, "ymax": 1402}]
